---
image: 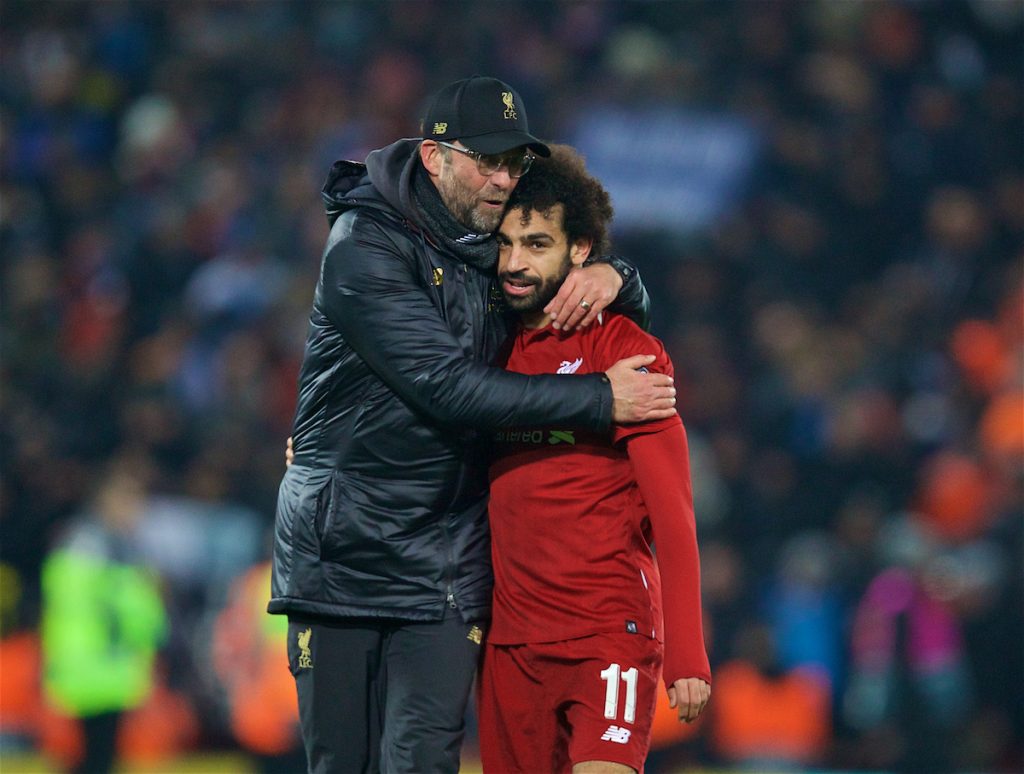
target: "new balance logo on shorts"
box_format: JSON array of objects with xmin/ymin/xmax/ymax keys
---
[{"xmin": 600, "ymin": 725, "xmax": 631, "ymax": 744}]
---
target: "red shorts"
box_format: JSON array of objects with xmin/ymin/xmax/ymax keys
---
[{"xmin": 478, "ymin": 632, "xmax": 663, "ymax": 773}]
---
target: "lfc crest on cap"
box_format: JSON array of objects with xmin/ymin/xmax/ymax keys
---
[{"xmin": 502, "ymin": 91, "xmax": 517, "ymax": 120}]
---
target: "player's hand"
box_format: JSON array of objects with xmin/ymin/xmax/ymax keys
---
[
  {"xmin": 543, "ymin": 262, "xmax": 622, "ymax": 331},
  {"xmin": 667, "ymin": 677, "xmax": 710, "ymax": 723},
  {"xmin": 285, "ymin": 436, "xmax": 294, "ymax": 467},
  {"xmin": 605, "ymin": 355, "xmax": 676, "ymax": 423}
]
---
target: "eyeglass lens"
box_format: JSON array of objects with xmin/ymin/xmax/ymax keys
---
[
  {"xmin": 477, "ymin": 152, "xmax": 532, "ymax": 178},
  {"xmin": 439, "ymin": 141, "xmax": 534, "ymax": 178}
]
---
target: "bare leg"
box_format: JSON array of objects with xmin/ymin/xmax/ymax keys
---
[{"xmin": 573, "ymin": 762, "xmax": 636, "ymax": 774}]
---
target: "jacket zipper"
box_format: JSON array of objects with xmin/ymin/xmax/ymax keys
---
[
  {"xmin": 464, "ymin": 264, "xmax": 486, "ymax": 358},
  {"xmin": 441, "ymin": 463, "xmax": 463, "ymax": 614},
  {"xmin": 440, "ymin": 264, "xmax": 489, "ymax": 614},
  {"xmin": 441, "ymin": 264, "xmax": 483, "ymax": 613}
]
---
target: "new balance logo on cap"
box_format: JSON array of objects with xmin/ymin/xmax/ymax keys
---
[{"xmin": 600, "ymin": 725, "xmax": 631, "ymax": 744}]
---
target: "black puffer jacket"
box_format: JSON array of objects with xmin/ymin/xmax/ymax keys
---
[{"xmin": 268, "ymin": 139, "xmax": 649, "ymax": 623}]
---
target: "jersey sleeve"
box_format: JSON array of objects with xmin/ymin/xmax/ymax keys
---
[
  {"xmin": 591, "ymin": 315, "xmax": 681, "ymax": 444},
  {"xmin": 626, "ymin": 424, "xmax": 711, "ymax": 688}
]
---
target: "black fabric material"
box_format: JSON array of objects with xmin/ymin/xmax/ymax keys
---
[
  {"xmin": 75, "ymin": 711, "xmax": 121, "ymax": 774},
  {"xmin": 288, "ymin": 613, "xmax": 481, "ymax": 774},
  {"xmin": 420, "ymin": 75, "xmax": 550, "ymax": 156},
  {"xmin": 289, "ymin": 617, "xmax": 385, "ymax": 774}
]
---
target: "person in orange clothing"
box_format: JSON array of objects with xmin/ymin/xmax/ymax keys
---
[
  {"xmin": 0, "ymin": 563, "xmax": 40, "ymax": 750},
  {"xmin": 213, "ymin": 560, "xmax": 305, "ymax": 773},
  {"xmin": 708, "ymin": 623, "xmax": 830, "ymax": 768}
]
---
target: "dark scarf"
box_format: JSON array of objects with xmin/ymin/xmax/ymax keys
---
[{"xmin": 411, "ymin": 165, "xmax": 497, "ymax": 271}]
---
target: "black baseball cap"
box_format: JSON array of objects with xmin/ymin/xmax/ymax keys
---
[{"xmin": 421, "ymin": 76, "xmax": 551, "ymax": 157}]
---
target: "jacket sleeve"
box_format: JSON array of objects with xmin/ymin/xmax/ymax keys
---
[
  {"xmin": 318, "ymin": 212, "xmax": 613, "ymax": 431},
  {"xmin": 626, "ymin": 424, "xmax": 712, "ymax": 688},
  {"xmin": 586, "ymin": 254, "xmax": 651, "ymax": 331}
]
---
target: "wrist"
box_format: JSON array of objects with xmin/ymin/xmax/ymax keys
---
[{"xmin": 584, "ymin": 254, "xmax": 632, "ymax": 285}]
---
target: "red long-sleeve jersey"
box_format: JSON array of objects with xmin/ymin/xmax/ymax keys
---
[{"xmin": 488, "ymin": 313, "xmax": 711, "ymax": 687}]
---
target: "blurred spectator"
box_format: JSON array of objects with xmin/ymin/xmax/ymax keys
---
[
  {"xmin": 707, "ymin": 622, "xmax": 832, "ymax": 770},
  {"xmin": 0, "ymin": 562, "xmax": 42, "ymax": 753},
  {"xmin": 763, "ymin": 531, "xmax": 847, "ymax": 702},
  {"xmin": 40, "ymin": 455, "xmax": 168, "ymax": 773},
  {"xmin": 212, "ymin": 560, "xmax": 304, "ymax": 773},
  {"xmin": 843, "ymin": 515, "xmax": 973, "ymax": 772}
]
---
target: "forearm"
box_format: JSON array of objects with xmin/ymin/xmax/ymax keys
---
[
  {"xmin": 627, "ymin": 425, "xmax": 711, "ymax": 686},
  {"xmin": 321, "ymin": 220, "xmax": 613, "ymax": 430}
]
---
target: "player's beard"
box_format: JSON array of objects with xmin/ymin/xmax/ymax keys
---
[
  {"xmin": 436, "ymin": 169, "xmax": 506, "ymax": 234},
  {"xmin": 500, "ymin": 252, "xmax": 573, "ymax": 316}
]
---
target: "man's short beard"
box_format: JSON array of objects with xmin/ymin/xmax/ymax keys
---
[
  {"xmin": 437, "ymin": 166, "xmax": 503, "ymax": 233},
  {"xmin": 501, "ymin": 257, "xmax": 572, "ymax": 315},
  {"xmin": 466, "ymin": 205, "xmax": 502, "ymax": 233}
]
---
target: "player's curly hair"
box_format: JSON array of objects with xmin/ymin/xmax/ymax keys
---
[{"xmin": 507, "ymin": 143, "xmax": 614, "ymax": 256}]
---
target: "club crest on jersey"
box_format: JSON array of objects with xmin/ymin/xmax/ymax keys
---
[{"xmin": 557, "ymin": 357, "xmax": 583, "ymax": 374}]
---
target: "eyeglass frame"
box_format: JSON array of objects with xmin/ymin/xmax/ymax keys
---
[{"xmin": 435, "ymin": 140, "xmax": 535, "ymax": 178}]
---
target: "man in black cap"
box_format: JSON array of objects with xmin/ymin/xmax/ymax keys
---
[{"xmin": 268, "ymin": 75, "xmax": 676, "ymax": 773}]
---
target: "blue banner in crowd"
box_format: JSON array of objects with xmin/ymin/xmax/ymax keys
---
[{"xmin": 571, "ymin": 107, "xmax": 761, "ymax": 235}]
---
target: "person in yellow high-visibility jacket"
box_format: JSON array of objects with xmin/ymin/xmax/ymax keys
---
[{"xmin": 41, "ymin": 458, "xmax": 167, "ymax": 774}]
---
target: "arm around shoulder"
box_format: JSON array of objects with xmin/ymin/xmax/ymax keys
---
[{"xmin": 318, "ymin": 212, "xmax": 614, "ymax": 431}]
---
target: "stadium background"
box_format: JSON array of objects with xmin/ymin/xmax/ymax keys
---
[{"xmin": 1, "ymin": 1, "xmax": 1021, "ymax": 772}]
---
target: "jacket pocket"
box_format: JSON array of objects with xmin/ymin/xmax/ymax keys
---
[
  {"xmin": 315, "ymin": 471, "xmax": 403, "ymax": 563},
  {"xmin": 313, "ymin": 472, "xmax": 341, "ymax": 556}
]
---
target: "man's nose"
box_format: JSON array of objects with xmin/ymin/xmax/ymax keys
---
[
  {"xmin": 502, "ymin": 245, "xmax": 524, "ymax": 272},
  {"xmin": 488, "ymin": 167, "xmax": 513, "ymax": 188}
]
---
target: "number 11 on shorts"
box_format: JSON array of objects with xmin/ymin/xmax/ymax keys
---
[{"xmin": 600, "ymin": 663, "xmax": 638, "ymax": 724}]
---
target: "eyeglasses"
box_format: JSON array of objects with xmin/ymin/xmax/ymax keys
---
[{"xmin": 437, "ymin": 141, "xmax": 534, "ymax": 178}]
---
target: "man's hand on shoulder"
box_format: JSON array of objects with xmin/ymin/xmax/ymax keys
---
[
  {"xmin": 667, "ymin": 677, "xmax": 711, "ymax": 723},
  {"xmin": 544, "ymin": 263, "xmax": 622, "ymax": 331},
  {"xmin": 605, "ymin": 355, "xmax": 676, "ymax": 423}
]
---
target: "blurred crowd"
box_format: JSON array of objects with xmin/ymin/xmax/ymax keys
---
[{"xmin": 2, "ymin": 1, "xmax": 1021, "ymax": 772}]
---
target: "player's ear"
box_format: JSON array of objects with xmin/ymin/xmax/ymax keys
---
[
  {"xmin": 569, "ymin": 238, "xmax": 592, "ymax": 267},
  {"xmin": 420, "ymin": 141, "xmax": 443, "ymax": 178}
]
